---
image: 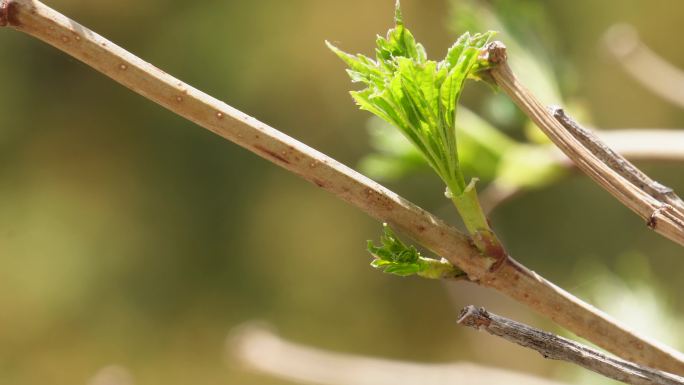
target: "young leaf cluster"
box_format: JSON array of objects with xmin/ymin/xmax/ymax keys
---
[
  {"xmin": 331, "ymin": 3, "xmax": 504, "ymax": 274},
  {"xmin": 327, "ymin": 5, "xmax": 494, "ymax": 195},
  {"xmin": 367, "ymin": 224, "xmax": 464, "ymax": 280}
]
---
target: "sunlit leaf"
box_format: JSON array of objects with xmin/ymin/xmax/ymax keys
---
[
  {"xmin": 327, "ymin": 1, "xmax": 494, "ymax": 195},
  {"xmin": 367, "ymin": 224, "xmax": 465, "ymax": 279}
]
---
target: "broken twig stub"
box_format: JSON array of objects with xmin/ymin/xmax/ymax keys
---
[{"xmin": 0, "ymin": 0, "xmax": 21, "ymax": 27}]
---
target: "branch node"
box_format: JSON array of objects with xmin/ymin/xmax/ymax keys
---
[
  {"xmin": 0, "ymin": 0, "xmax": 20, "ymax": 27},
  {"xmin": 648, "ymin": 204, "xmax": 677, "ymax": 229},
  {"xmin": 0, "ymin": 1, "xmax": 8, "ymax": 27},
  {"xmin": 481, "ymin": 41, "xmax": 508, "ymax": 65},
  {"xmin": 648, "ymin": 204, "xmax": 684, "ymax": 230},
  {"xmin": 648, "ymin": 208, "xmax": 663, "ymax": 229},
  {"xmin": 457, "ymin": 305, "xmax": 491, "ymax": 329}
]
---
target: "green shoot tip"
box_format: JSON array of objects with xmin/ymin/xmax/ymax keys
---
[{"xmin": 394, "ymin": 0, "xmax": 403, "ymax": 25}]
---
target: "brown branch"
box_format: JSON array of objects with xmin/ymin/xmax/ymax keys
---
[
  {"xmin": 229, "ymin": 323, "xmax": 571, "ymax": 385},
  {"xmin": 484, "ymin": 41, "xmax": 684, "ymax": 247},
  {"xmin": 481, "ymin": 129, "xmax": 684, "ymax": 213},
  {"xmin": 553, "ymin": 108, "xmax": 684, "ymax": 211},
  {"xmin": 3, "ymin": 0, "xmax": 684, "ymax": 374},
  {"xmin": 458, "ymin": 306, "xmax": 684, "ymax": 385}
]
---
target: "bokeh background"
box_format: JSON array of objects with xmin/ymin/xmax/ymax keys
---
[{"xmin": 1, "ymin": 0, "xmax": 683, "ymax": 384}]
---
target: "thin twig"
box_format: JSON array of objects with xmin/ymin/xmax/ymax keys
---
[
  {"xmin": 481, "ymin": 129, "xmax": 684, "ymax": 213},
  {"xmin": 458, "ymin": 306, "xmax": 684, "ymax": 385},
  {"xmin": 552, "ymin": 108, "xmax": 684, "ymax": 211},
  {"xmin": 604, "ymin": 24, "xmax": 684, "ymax": 109},
  {"xmin": 484, "ymin": 41, "xmax": 684, "ymax": 247},
  {"xmin": 2, "ymin": 0, "xmax": 684, "ymax": 374},
  {"xmin": 229, "ymin": 323, "xmax": 570, "ymax": 385}
]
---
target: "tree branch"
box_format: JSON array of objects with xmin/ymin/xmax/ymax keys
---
[
  {"xmin": 552, "ymin": 108, "xmax": 684, "ymax": 211},
  {"xmin": 3, "ymin": 0, "xmax": 684, "ymax": 374},
  {"xmin": 484, "ymin": 41, "xmax": 684, "ymax": 247},
  {"xmin": 481, "ymin": 129, "xmax": 684, "ymax": 213},
  {"xmin": 458, "ymin": 306, "xmax": 684, "ymax": 385}
]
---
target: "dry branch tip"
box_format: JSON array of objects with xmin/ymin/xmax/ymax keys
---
[
  {"xmin": 457, "ymin": 305, "xmax": 491, "ymax": 329},
  {"xmin": 0, "ymin": 0, "xmax": 19, "ymax": 27},
  {"xmin": 0, "ymin": 0, "xmax": 8, "ymax": 27},
  {"xmin": 481, "ymin": 40, "xmax": 508, "ymax": 65}
]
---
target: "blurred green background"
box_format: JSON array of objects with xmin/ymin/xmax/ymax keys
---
[{"xmin": 1, "ymin": 0, "xmax": 683, "ymax": 384}]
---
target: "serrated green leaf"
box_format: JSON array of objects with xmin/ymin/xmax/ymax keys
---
[
  {"xmin": 330, "ymin": 3, "xmax": 501, "ymax": 241},
  {"xmin": 327, "ymin": 14, "xmax": 494, "ymax": 195},
  {"xmin": 367, "ymin": 224, "xmax": 465, "ymax": 279},
  {"xmin": 443, "ymin": 32, "xmax": 470, "ymax": 70}
]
